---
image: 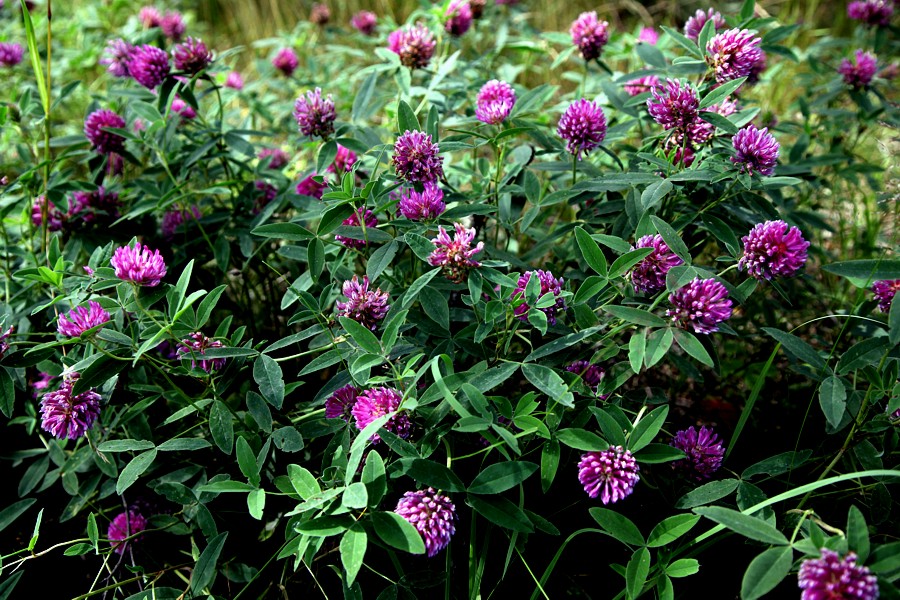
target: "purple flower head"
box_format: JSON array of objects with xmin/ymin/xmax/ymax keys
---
[
  {"xmin": 647, "ymin": 79, "xmax": 699, "ymax": 132},
  {"xmin": 687, "ymin": 97, "xmax": 739, "ymax": 145},
  {"xmin": 162, "ymin": 204, "xmax": 201, "ymax": 240},
  {"xmin": 0, "ymin": 42, "xmax": 23, "ymax": 67},
  {"xmin": 336, "ymin": 275, "xmax": 390, "ymax": 330},
  {"xmin": 32, "ymin": 196, "xmax": 64, "ymax": 231},
  {"xmin": 566, "ymin": 360, "xmax": 605, "ymax": 391},
  {"xmin": 624, "ymin": 74, "xmax": 660, "ymax": 97},
  {"xmin": 177, "ymin": 332, "xmax": 226, "ymax": 373},
  {"xmin": 393, "ymin": 130, "xmax": 444, "ymax": 183},
  {"xmin": 39, "ymin": 373, "xmax": 101, "ymax": 440},
  {"xmin": 254, "ymin": 181, "xmax": 278, "ymax": 212},
  {"xmin": 160, "ymin": 11, "xmax": 186, "ymax": 41},
  {"xmin": 638, "ymin": 27, "xmax": 659, "ymax": 45},
  {"xmin": 352, "ymin": 386, "xmax": 411, "ymax": 442},
  {"xmin": 129, "ymin": 44, "xmax": 170, "ymax": 89},
  {"xmin": 170, "ymin": 96, "xmax": 196, "ymax": 120},
  {"xmin": 848, "ymin": 0, "xmax": 894, "ymax": 26},
  {"xmin": 557, "ymin": 98, "xmax": 607, "ymax": 160},
  {"xmin": 110, "ymin": 242, "xmax": 167, "ymax": 287},
  {"xmin": 706, "ymin": 28, "xmax": 764, "ymax": 84},
  {"xmin": 445, "ymin": 0, "xmax": 473, "ymax": 36},
  {"xmin": 272, "ymin": 48, "xmax": 299, "ymax": 76},
  {"xmin": 84, "ymin": 109, "xmax": 126, "ymax": 155},
  {"xmin": 336, "ymin": 208, "xmax": 378, "ymax": 249},
  {"xmin": 327, "ymin": 145, "xmax": 358, "ymax": 175},
  {"xmin": 310, "ymin": 3, "xmax": 330, "ymax": 25},
  {"xmin": 294, "ymin": 88, "xmax": 336, "ymax": 139},
  {"xmin": 58, "ymin": 301, "xmax": 111, "ymax": 338},
  {"xmin": 476, "ymin": 79, "xmax": 516, "ymax": 125},
  {"xmin": 738, "ymin": 220, "xmax": 809, "ymax": 280},
  {"xmin": 670, "ymin": 425, "xmax": 725, "ymax": 480},
  {"xmin": 100, "ymin": 39, "xmax": 134, "ymax": 77},
  {"xmin": 69, "ymin": 187, "xmax": 122, "ymax": 225},
  {"xmin": 108, "ymin": 511, "xmax": 148, "ymax": 555},
  {"xmin": 629, "ymin": 234, "xmax": 684, "ymax": 294},
  {"xmin": 570, "ymin": 11, "xmax": 610, "ymax": 61},
  {"xmin": 394, "ymin": 488, "xmax": 456, "ymax": 557},
  {"xmin": 351, "ymin": 11, "xmax": 378, "ymax": 35},
  {"xmin": 296, "ymin": 174, "xmax": 327, "ymax": 200},
  {"xmin": 684, "ymin": 8, "xmax": 725, "ymax": 41},
  {"xmin": 798, "ymin": 549, "xmax": 879, "ymax": 600},
  {"xmin": 512, "ymin": 270, "xmax": 566, "ymax": 326},
  {"xmin": 224, "ymin": 71, "xmax": 244, "ymax": 90},
  {"xmin": 399, "ymin": 183, "xmax": 445, "ymax": 220},
  {"xmin": 258, "ymin": 148, "xmax": 290, "ymax": 170},
  {"xmin": 32, "ymin": 371, "xmax": 54, "ymax": 399},
  {"xmin": 326, "ymin": 384, "xmax": 359, "ymax": 421},
  {"xmin": 0, "ymin": 326, "xmax": 13, "ymax": 361},
  {"xmin": 872, "ymin": 280, "xmax": 900, "ymax": 312},
  {"xmin": 173, "ymin": 37, "xmax": 211, "ymax": 74},
  {"xmin": 840, "ymin": 50, "xmax": 879, "ymax": 88},
  {"xmin": 578, "ymin": 446, "xmax": 640, "ymax": 504},
  {"xmin": 731, "ymin": 125, "xmax": 779, "ymax": 176},
  {"xmin": 428, "ymin": 223, "xmax": 484, "ymax": 283},
  {"xmin": 139, "ymin": 6, "xmax": 162, "ymax": 28},
  {"xmin": 387, "ymin": 23, "xmax": 436, "ymax": 69},
  {"xmin": 666, "ymin": 277, "xmax": 732, "ymax": 334}
]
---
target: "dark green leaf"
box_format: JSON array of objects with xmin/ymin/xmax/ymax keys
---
[
  {"xmin": 628, "ymin": 405, "xmax": 669, "ymax": 452},
  {"xmin": 634, "ymin": 444, "xmax": 686, "ymax": 464},
  {"xmin": 466, "ymin": 494, "xmax": 534, "ymax": 533},
  {"xmin": 819, "ymin": 376, "xmax": 847, "ymax": 428},
  {"xmin": 116, "ymin": 449, "xmax": 158, "ymax": 495},
  {"xmin": 762, "ymin": 327, "xmax": 826, "ymax": 371},
  {"xmin": 209, "ymin": 400, "xmax": 234, "ymax": 455},
  {"xmin": 740, "ymin": 546, "xmax": 793, "ymax": 600},
  {"xmin": 0, "ymin": 499, "xmax": 36, "ymax": 533},
  {"xmin": 236, "ymin": 437, "xmax": 261, "ymax": 487},
  {"xmin": 675, "ymin": 479, "xmax": 739, "ymax": 509},
  {"xmin": 317, "ymin": 140, "xmax": 338, "ymax": 175},
  {"xmin": 96, "ymin": 439, "xmax": 155, "ymax": 453},
  {"xmin": 253, "ymin": 354, "xmax": 285, "ymax": 410},
  {"xmin": 699, "ymin": 77, "xmax": 747, "ymax": 109},
  {"xmin": 603, "ymin": 306, "xmax": 667, "ymax": 328},
  {"xmin": 190, "ymin": 532, "xmax": 228, "ymax": 595},
  {"xmin": 468, "ymin": 462, "xmax": 539, "ymax": 495},
  {"xmin": 340, "ymin": 317, "xmax": 382, "ymax": 355},
  {"xmin": 156, "ymin": 438, "xmax": 212, "ymax": 452},
  {"xmin": 407, "ymin": 459, "xmax": 466, "ymax": 493},
  {"xmin": 575, "ymin": 226, "xmax": 608, "ymax": 276},
  {"xmin": 626, "ymin": 547, "xmax": 651, "ymax": 600},
  {"xmin": 371, "ymin": 512, "xmax": 426, "ymax": 554},
  {"xmin": 397, "ymin": 100, "xmax": 420, "ymax": 133},
  {"xmin": 847, "ymin": 505, "xmax": 870, "ymax": 563},
  {"xmin": 647, "ymin": 514, "xmax": 700, "ymax": 547},
  {"xmin": 823, "ymin": 259, "xmax": 900, "ymax": 281},
  {"xmin": 608, "ymin": 248, "xmax": 655, "ymax": 279},
  {"xmin": 589, "ymin": 507, "xmax": 644, "ymax": 546},
  {"xmin": 367, "ymin": 241, "xmax": 399, "ymax": 283},
  {"xmin": 522, "ymin": 364, "xmax": 574, "ymax": 408},
  {"xmin": 674, "ymin": 329, "xmax": 714, "ymax": 367},
  {"xmin": 0, "ymin": 367, "xmax": 15, "ymax": 418},
  {"xmin": 288, "ymin": 464, "xmax": 320, "ymax": 499},
  {"xmin": 556, "ymin": 428, "xmax": 609, "ymax": 451},
  {"xmin": 693, "ymin": 506, "xmax": 788, "ymax": 545},
  {"xmin": 340, "ymin": 525, "xmax": 367, "ymax": 586}
]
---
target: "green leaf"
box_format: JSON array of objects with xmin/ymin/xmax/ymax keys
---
[
  {"xmin": 318, "ymin": 204, "xmax": 355, "ymax": 236},
  {"xmin": 541, "ymin": 439, "xmax": 560, "ymax": 494},
  {"xmin": 96, "ymin": 439, "xmax": 156, "ymax": 453},
  {"xmin": 666, "ymin": 558, "xmax": 700, "ymax": 578},
  {"xmin": 371, "ymin": 512, "xmax": 426, "ymax": 554},
  {"xmin": 401, "ymin": 269, "xmax": 440, "ymax": 309},
  {"xmin": 699, "ymin": 77, "xmax": 747, "ymax": 109},
  {"xmin": 589, "ymin": 507, "xmax": 644, "ymax": 546},
  {"xmin": 574, "ymin": 227, "xmax": 608, "ymax": 276},
  {"xmin": 289, "ymin": 464, "xmax": 321, "ymax": 499},
  {"xmin": 674, "ymin": 329, "xmax": 714, "ymax": 367},
  {"xmin": 252, "ymin": 222, "xmax": 316, "ymax": 242},
  {"xmin": 340, "ymin": 316, "xmax": 382, "ymax": 355},
  {"xmin": 522, "ymin": 364, "xmax": 574, "ymax": 408},
  {"xmin": 761, "ymin": 327, "xmax": 826, "ymax": 371},
  {"xmin": 406, "ymin": 459, "xmax": 466, "ymax": 493},
  {"xmin": 196, "ymin": 285, "xmax": 227, "ymax": 329},
  {"xmin": 342, "ymin": 482, "xmax": 369, "ymax": 509},
  {"xmin": 0, "ymin": 572, "xmax": 24, "ymax": 600},
  {"xmin": 247, "ymin": 488, "xmax": 265, "ymax": 520},
  {"xmin": 317, "ymin": 140, "xmax": 338, "ymax": 176},
  {"xmin": 593, "ymin": 407, "xmax": 627, "ymax": 446},
  {"xmin": 634, "ymin": 444, "xmax": 686, "ymax": 464},
  {"xmin": 609, "ymin": 247, "xmax": 655, "ymax": 279},
  {"xmin": 340, "ymin": 524, "xmax": 368, "ymax": 586},
  {"xmin": 190, "ymin": 532, "xmax": 228, "ymax": 595},
  {"xmin": 466, "ymin": 494, "xmax": 534, "ymax": 533},
  {"xmin": 272, "ymin": 426, "xmax": 304, "ymax": 452},
  {"xmin": 819, "ymin": 376, "xmax": 847, "ymax": 429},
  {"xmin": 645, "ymin": 328, "xmax": 674, "ymax": 368},
  {"xmin": 209, "ymin": 400, "xmax": 234, "ymax": 454},
  {"xmin": 397, "ymin": 100, "xmax": 420, "ymax": 133},
  {"xmin": 556, "ymin": 428, "xmax": 609, "ymax": 451},
  {"xmin": 628, "ymin": 405, "xmax": 668, "ymax": 452},
  {"xmin": 740, "ymin": 546, "xmax": 793, "ymax": 600},
  {"xmin": 367, "ymin": 241, "xmax": 399, "ymax": 283},
  {"xmin": 116, "ymin": 449, "xmax": 158, "ymax": 495},
  {"xmin": 629, "ymin": 329, "xmax": 646, "ymax": 374},
  {"xmin": 641, "ymin": 179, "xmax": 673, "ymax": 211},
  {"xmin": 468, "ymin": 462, "xmax": 539, "ymax": 495},
  {"xmin": 0, "ymin": 498, "xmax": 36, "ymax": 533},
  {"xmin": 836, "ymin": 338, "xmax": 890, "ymax": 375},
  {"xmin": 352, "ymin": 72, "xmax": 378, "ymax": 122},
  {"xmin": 650, "ymin": 216, "xmax": 692, "ymax": 265},
  {"xmin": 156, "ymin": 438, "xmax": 212, "ymax": 452},
  {"xmin": 419, "ymin": 286, "xmax": 450, "ymax": 330},
  {"xmin": 196, "ymin": 480, "xmax": 255, "ymax": 493},
  {"xmin": 693, "ymin": 506, "xmax": 789, "ymax": 545},
  {"xmin": 847, "ymin": 505, "xmax": 870, "ymax": 563},
  {"xmin": 236, "ymin": 437, "xmax": 261, "ymax": 487},
  {"xmin": 626, "ymin": 547, "xmax": 651, "ymax": 600},
  {"xmin": 64, "ymin": 543, "xmax": 94, "ymax": 556},
  {"xmin": 889, "ymin": 292, "xmax": 900, "ymax": 347},
  {"xmin": 87, "ymin": 512, "xmax": 99, "ymax": 551},
  {"xmin": 0, "ymin": 367, "xmax": 15, "ymax": 418},
  {"xmin": 297, "ymin": 515, "xmax": 353, "ymax": 536},
  {"xmin": 308, "ymin": 238, "xmax": 325, "ymax": 280},
  {"xmin": 647, "ymin": 514, "xmax": 700, "ymax": 547},
  {"xmin": 823, "ymin": 259, "xmax": 900, "ymax": 281},
  {"xmin": 602, "ymin": 306, "xmax": 667, "ymax": 328},
  {"xmin": 675, "ymin": 479, "xmax": 740, "ymax": 509},
  {"xmin": 362, "ymin": 451, "xmax": 387, "ymax": 506},
  {"xmin": 574, "ymin": 276, "xmax": 607, "ymax": 305}
]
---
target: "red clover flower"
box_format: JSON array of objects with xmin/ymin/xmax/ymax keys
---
[
  {"xmin": 351, "ymin": 386, "xmax": 411, "ymax": 442},
  {"xmin": 84, "ymin": 109, "xmax": 126, "ymax": 155},
  {"xmin": 0, "ymin": 42, "xmax": 24, "ymax": 67},
  {"xmin": 647, "ymin": 79, "xmax": 699, "ymax": 133},
  {"xmin": 394, "ymin": 488, "xmax": 456, "ymax": 557},
  {"xmin": 512, "ymin": 270, "xmax": 566, "ymax": 325},
  {"xmin": 393, "ymin": 130, "xmax": 444, "ymax": 183},
  {"xmin": 731, "ymin": 125, "xmax": 779, "ymax": 176},
  {"xmin": 566, "ymin": 360, "xmax": 606, "ymax": 392},
  {"xmin": 100, "ymin": 39, "xmax": 134, "ymax": 77},
  {"xmin": 258, "ymin": 148, "xmax": 290, "ymax": 170},
  {"xmin": 162, "ymin": 205, "xmax": 201, "ymax": 240},
  {"xmin": 58, "ymin": 301, "xmax": 110, "ymax": 338},
  {"xmin": 328, "ymin": 146, "xmax": 358, "ymax": 175},
  {"xmin": 706, "ymin": 28, "xmax": 764, "ymax": 84},
  {"xmin": 139, "ymin": 6, "xmax": 162, "ymax": 28},
  {"xmin": 310, "ymin": 3, "xmax": 330, "ymax": 26},
  {"xmin": 172, "ymin": 37, "xmax": 212, "ymax": 74},
  {"xmin": 335, "ymin": 208, "xmax": 378, "ymax": 249},
  {"xmin": 336, "ymin": 275, "xmax": 390, "ymax": 331},
  {"xmin": 387, "ymin": 24, "xmax": 436, "ymax": 70},
  {"xmin": 848, "ymin": 0, "xmax": 894, "ymax": 26},
  {"xmin": 670, "ymin": 425, "xmax": 725, "ymax": 480},
  {"xmin": 351, "ymin": 11, "xmax": 378, "ymax": 36},
  {"xmin": 428, "ymin": 223, "xmax": 484, "ymax": 283},
  {"xmin": 557, "ymin": 98, "xmax": 607, "ymax": 160},
  {"xmin": 445, "ymin": 0, "xmax": 473, "ymax": 37},
  {"xmin": 108, "ymin": 511, "xmax": 148, "ymax": 555},
  {"xmin": 296, "ymin": 174, "xmax": 327, "ymax": 200},
  {"xmin": 684, "ymin": 8, "xmax": 725, "ymax": 41},
  {"xmin": 398, "ymin": 183, "xmax": 446, "ymax": 220},
  {"xmin": 177, "ymin": 332, "xmax": 226, "ymax": 373},
  {"xmin": 577, "ymin": 446, "xmax": 640, "ymax": 504},
  {"xmin": 129, "ymin": 44, "xmax": 170, "ymax": 89},
  {"xmin": 638, "ymin": 27, "xmax": 659, "ymax": 45},
  {"xmin": 570, "ymin": 11, "xmax": 609, "ymax": 61},
  {"xmin": 872, "ymin": 280, "xmax": 900, "ymax": 312},
  {"xmin": 39, "ymin": 373, "xmax": 102, "ymax": 440},
  {"xmin": 624, "ymin": 74, "xmax": 660, "ymax": 97},
  {"xmin": 160, "ymin": 11, "xmax": 186, "ymax": 41},
  {"xmin": 666, "ymin": 278, "xmax": 733, "ymax": 334},
  {"xmin": 629, "ymin": 234, "xmax": 684, "ymax": 294},
  {"xmin": 110, "ymin": 242, "xmax": 167, "ymax": 287},
  {"xmin": 839, "ymin": 50, "xmax": 879, "ymax": 88},
  {"xmin": 476, "ymin": 79, "xmax": 516, "ymax": 125},
  {"xmin": 798, "ymin": 549, "xmax": 879, "ymax": 600},
  {"xmin": 294, "ymin": 88, "xmax": 336, "ymax": 139},
  {"xmin": 272, "ymin": 48, "xmax": 299, "ymax": 76},
  {"xmin": 326, "ymin": 384, "xmax": 359, "ymax": 421},
  {"xmin": 738, "ymin": 220, "xmax": 809, "ymax": 280},
  {"xmin": 224, "ymin": 71, "xmax": 244, "ymax": 90}
]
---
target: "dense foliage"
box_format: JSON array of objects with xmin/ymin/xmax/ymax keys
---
[{"xmin": 1, "ymin": 0, "xmax": 899, "ymax": 598}]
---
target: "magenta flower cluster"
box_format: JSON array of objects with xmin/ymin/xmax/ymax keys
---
[
  {"xmin": 84, "ymin": 109, "xmax": 127, "ymax": 155},
  {"xmin": 398, "ymin": 183, "xmax": 446, "ymax": 221},
  {"xmin": 731, "ymin": 125, "xmax": 780, "ymax": 176},
  {"xmin": 336, "ymin": 275, "xmax": 390, "ymax": 331},
  {"xmin": 798, "ymin": 549, "xmax": 879, "ymax": 600},
  {"xmin": 388, "ymin": 24, "xmax": 436, "ymax": 70},
  {"xmin": 352, "ymin": 386, "xmax": 411, "ymax": 442},
  {"xmin": 428, "ymin": 223, "xmax": 484, "ymax": 283},
  {"xmin": 476, "ymin": 80, "xmax": 516, "ymax": 125},
  {"xmin": 294, "ymin": 88, "xmax": 336, "ymax": 139},
  {"xmin": 684, "ymin": 8, "xmax": 725, "ymax": 40},
  {"xmin": 557, "ymin": 98, "xmax": 607, "ymax": 159},
  {"xmin": 100, "ymin": 39, "xmax": 134, "ymax": 77},
  {"xmin": 351, "ymin": 11, "xmax": 378, "ymax": 36},
  {"xmin": 162, "ymin": 205, "xmax": 201, "ymax": 239},
  {"xmin": 258, "ymin": 148, "xmax": 290, "ymax": 170},
  {"xmin": 839, "ymin": 50, "xmax": 879, "ymax": 87},
  {"xmin": 848, "ymin": 0, "xmax": 894, "ymax": 26},
  {"xmin": 738, "ymin": 220, "xmax": 809, "ymax": 280},
  {"xmin": 177, "ymin": 332, "xmax": 226, "ymax": 373},
  {"xmin": 129, "ymin": 44, "xmax": 171, "ymax": 89},
  {"xmin": 325, "ymin": 384, "xmax": 359, "ymax": 421},
  {"xmin": 570, "ymin": 11, "xmax": 609, "ymax": 61},
  {"xmin": 272, "ymin": 48, "xmax": 299, "ymax": 76},
  {"xmin": 394, "ymin": 488, "xmax": 456, "ymax": 557},
  {"xmin": 666, "ymin": 278, "xmax": 733, "ymax": 335},
  {"xmin": 706, "ymin": 28, "xmax": 764, "ymax": 83},
  {"xmin": 110, "ymin": 242, "xmax": 167, "ymax": 287},
  {"xmin": 108, "ymin": 511, "xmax": 148, "ymax": 555},
  {"xmin": 624, "ymin": 74, "xmax": 660, "ymax": 97},
  {"xmin": 670, "ymin": 426, "xmax": 725, "ymax": 480},
  {"xmin": 393, "ymin": 130, "xmax": 444, "ymax": 183},
  {"xmin": 512, "ymin": 270, "xmax": 566, "ymax": 326},
  {"xmin": 566, "ymin": 360, "xmax": 605, "ymax": 391},
  {"xmin": 0, "ymin": 42, "xmax": 24, "ymax": 67},
  {"xmin": 647, "ymin": 79, "xmax": 699, "ymax": 133},
  {"xmin": 39, "ymin": 374, "xmax": 102, "ymax": 440},
  {"xmin": 310, "ymin": 3, "xmax": 330, "ymax": 26},
  {"xmin": 58, "ymin": 301, "xmax": 111, "ymax": 338},
  {"xmin": 336, "ymin": 208, "xmax": 378, "ymax": 249},
  {"xmin": 629, "ymin": 234, "xmax": 684, "ymax": 294},
  {"xmin": 172, "ymin": 37, "xmax": 212, "ymax": 74},
  {"xmin": 577, "ymin": 446, "xmax": 640, "ymax": 505},
  {"xmin": 445, "ymin": 0, "xmax": 473, "ymax": 37},
  {"xmin": 872, "ymin": 279, "xmax": 900, "ymax": 312}
]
